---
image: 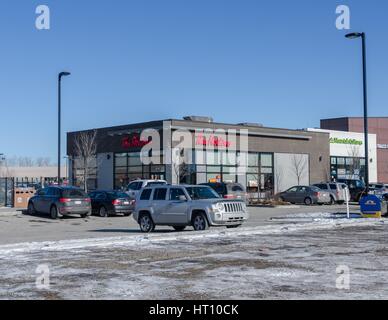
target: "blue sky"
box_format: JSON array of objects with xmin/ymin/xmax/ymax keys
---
[{"xmin": 0, "ymin": 0, "xmax": 387, "ymax": 161}]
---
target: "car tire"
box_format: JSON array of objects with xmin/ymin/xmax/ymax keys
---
[
  {"xmin": 192, "ymin": 213, "xmax": 209, "ymax": 231},
  {"xmin": 50, "ymin": 205, "xmax": 59, "ymax": 220},
  {"xmin": 28, "ymin": 202, "xmax": 36, "ymax": 215},
  {"xmin": 99, "ymin": 206, "xmax": 108, "ymax": 218},
  {"xmin": 139, "ymin": 213, "xmax": 155, "ymax": 233},
  {"xmin": 304, "ymin": 197, "xmax": 313, "ymax": 206},
  {"xmin": 173, "ymin": 226, "xmax": 186, "ymax": 232}
]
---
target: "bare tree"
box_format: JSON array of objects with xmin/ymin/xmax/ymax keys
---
[
  {"xmin": 35, "ymin": 157, "xmax": 51, "ymax": 167},
  {"xmin": 74, "ymin": 130, "xmax": 98, "ymax": 192},
  {"xmin": 347, "ymin": 145, "xmax": 361, "ymax": 180},
  {"xmin": 14, "ymin": 156, "xmax": 35, "ymax": 167},
  {"xmin": 274, "ymin": 167, "xmax": 283, "ymax": 193},
  {"xmin": 323, "ymin": 164, "xmax": 331, "ymax": 182},
  {"xmin": 172, "ymin": 148, "xmax": 191, "ymax": 184},
  {"xmin": 291, "ymin": 154, "xmax": 308, "ymax": 185},
  {"xmin": 0, "ymin": 159, "xmax": 14, "ymax": 178},
  {"xmin": 172, "ymin": 147, "xmax": 196, "ymax": 184}
]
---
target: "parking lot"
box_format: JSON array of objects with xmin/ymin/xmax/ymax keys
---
[
  {"xmin": 1, "ymin": 203, "xmax": 387, "ymax": 300},
  {"xmin": 0, "ymin": 204, "xmax": 359, "ymax": 245}
]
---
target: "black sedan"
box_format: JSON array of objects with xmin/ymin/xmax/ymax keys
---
[{"xmin": 89, "ymin": 190, "xmax": 134, "ymax": 217}]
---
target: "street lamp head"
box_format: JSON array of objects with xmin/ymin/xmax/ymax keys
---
[
  {"xmin": 59, "ymin": 71, "xmax": 71, "ymax": 78},
  {"xmin": 345, "ymin": 32, "xmax": 363, "ymax": 39}
]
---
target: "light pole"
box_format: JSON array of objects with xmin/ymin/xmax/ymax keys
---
[
  {"xmin": 58, "ymin": 71, "xmax": 71, "ymax": 185},
  {"xmin": 345, "ymin": 32, "xmax": 369, "ymax": 194},
  {"xmin": 63, "ymin": 156, "xmax": 69, "ymax": 183}
]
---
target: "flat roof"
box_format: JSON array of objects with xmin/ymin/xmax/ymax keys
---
[
  {"xmin": 68, "ymin": 118, "xmax": 327, "ymax": 138},
  {"xmin": 321, "ymin": 117, "xmax": 388, "ymax": 120}
]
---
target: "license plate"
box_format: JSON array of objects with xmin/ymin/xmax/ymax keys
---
[
  {"xmin": 123, "ymin": 201, "xmax": 130, "ymax": 205},
  {"xmin": 75, "ymin": 201, "xmax": 82, "ymax": 205}
]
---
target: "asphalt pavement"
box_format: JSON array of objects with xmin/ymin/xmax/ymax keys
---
[{"xmin": 0, "ymin": 204, "xmax": 361, "ymax": 245}]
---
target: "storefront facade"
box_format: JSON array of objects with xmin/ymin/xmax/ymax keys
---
[
  {"xmin": 307, "ymin": 128, "xmax": 377, "ymax": 182},
  {"xmin": 321, "ymin": 117, "xmax": 388, "ymax": 183},
  {"xmin": 67, "ymin": 118, "xmax": 330, "ymax": 197}
]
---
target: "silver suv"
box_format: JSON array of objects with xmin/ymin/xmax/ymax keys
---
[
  {"xmin": 313, "ymin": 182, "xmax": 350, "ymax": 204},
  {"xmin": 132, "ymin": 185, "xmax": 249, "ymax": 233}
]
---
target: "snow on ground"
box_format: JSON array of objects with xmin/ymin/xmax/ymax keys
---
[
  {"xmin": 0, "ymin": 212, "xmax": 382, "ymax": 257},
  {"xmin": 0, "ymin": 212, "xmax": 387, "ymax": 300}
]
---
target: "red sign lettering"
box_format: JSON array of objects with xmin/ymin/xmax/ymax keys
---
[
  {"xmin": 122, "ymin": 134, "xmax": 150, "ymax": 148},
  {"xmin": 195, "ymin": 133, "xmax": 232, "ymax": 148}
]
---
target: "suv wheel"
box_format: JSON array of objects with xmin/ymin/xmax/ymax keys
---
[
  {"xmin": 173, "ymin": 226, "xmax": 186, "ymax": 232},
  {"xmin": 139, "ymin": 213, "xmax": 155, "ymax": 233},
  {"xmin": 192, "ymin": 213, "xmax": 209, "ymax": 231},
  {"xmin": 99, "ymin": 206, "xmax": 108, "ymax": 218},
  {"xmin": 50, "ymin": 205, "xmax": 59, "ymax": 220},
  {"xmin": 28, "ymin": 202, "xmax": 36, "ymax": 215},
  {"xmin": 304, "ymin": 197, "xmax": 312, "ymax": 206}
]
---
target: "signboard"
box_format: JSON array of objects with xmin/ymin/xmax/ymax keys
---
[
  {"xmin": 195, "ymin": 133, "xmax": 232, "ymax": 148},
  {"xmin": 329, "ymin": 137, "xmax": 363, "ymax": 146},
  {"xmin": 121, "ymin": 134, "xmax": 150, "ymax": 149},
  {"xmin": 360, "ymin": 195, "xmax": 382, "ymax": 218}
]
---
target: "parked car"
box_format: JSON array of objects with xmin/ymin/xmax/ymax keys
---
[
  {"xmin": 337, "ymin": 179, "xmax": 366, "ymax": 202},
  {"xmin": 133, "ymin": 185, "xmax": 249, "ymax": 233},
  {"xmin": 277, "ymin": 186, "xmax": 331, "ymax": 205},
  {"xmin": 200, "ymin": 182, "xmax": 248, "ymax": 203},
  {"xmin": 28, "ymin": 186, "xmax": 91, "ymax": 219},
  {"xmin": 89, "ymin": 190, "xmax": 134, "ymax": 217},
  {"xmin": 313, "ymin": 182, "xmax": 350, "ymax": 204},
  {"xmin": 369, "ymin": 183, "xmax": 388, "ymax": 196},
  {"xmin": 125, "ymin": 179, "xmax": 167, "ymax": 199}
]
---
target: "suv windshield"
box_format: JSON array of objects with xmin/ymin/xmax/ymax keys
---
[{"xmin": 185, "ymin": 187, "xmax": 220, "ymax": 200}]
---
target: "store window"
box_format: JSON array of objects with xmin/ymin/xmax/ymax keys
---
[
  {"xmin": 244, "ymin": 153, "xmax": 274, "ymax": 197},
  {"xmin": 330, "ymin": 156, "xmax": 366, "ymax": 180},
  {"xmin": 175, "ymin": 149, "xmax": 274, "ymax": 195},
  {"xmin": 114, "ymin": 152, "xmax": 165, "ymax": 189},
  {"xmin": 71, "ymin": 156, "xmax": 97, "ymax": 190}
]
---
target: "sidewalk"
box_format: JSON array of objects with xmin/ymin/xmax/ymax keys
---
[{"xmin": 0, "ymin": 207, "xmax": 20, "ymax": 215}]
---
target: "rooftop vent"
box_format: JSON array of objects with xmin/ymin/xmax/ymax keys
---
[
  {"xmin": 183, "ymin": 116, "xmax": 214, "ymax": 123},
  {"xmin": 237, "ymin": 122, "xmax": 264, "ymax": 127}
]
